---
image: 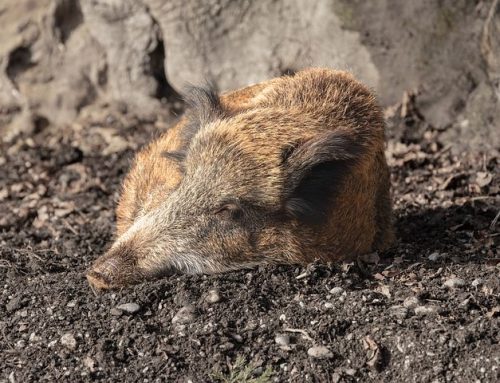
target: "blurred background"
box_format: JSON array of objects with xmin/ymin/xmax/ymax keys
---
[{"xmin": 1, "ymin": 0, "xmax": 499, "ymax": 152}]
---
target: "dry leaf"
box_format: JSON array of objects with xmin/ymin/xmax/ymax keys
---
[
  {"xmin": 486, "ymin": 306, "xmax": 500, "ymax": 318},
  {"xmin": 382, "ymin": 269, "xmax": 400, "ymax": 278},
  {"xmin": 476, "ymin": 172, "xmax": 493, "ymax": 188},
  {"xmin": 374, "ymin": 273, "xmax": 385, "ymax": 281},
  {"xmin": 377, "ymin": 284, "xmax": 392, "ymax": 299},
  {"xmin": 363, "ymin": 335, "xmax": 383, "ymax": 370}
]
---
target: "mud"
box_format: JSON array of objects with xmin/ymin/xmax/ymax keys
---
[{"xmin": 0, "ymin": 104, "xmax": 499, "ymax": 382}]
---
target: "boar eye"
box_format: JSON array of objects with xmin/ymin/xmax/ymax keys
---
[{"xmin": 214, "ymin": 202, "xmax": 243, "ymax": 219}]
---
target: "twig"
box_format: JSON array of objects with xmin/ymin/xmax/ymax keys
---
[
  {"xmin": 295, "ymin": 272, "xmax": 309, "ymax": 280},
  {"xmin": 470, "ymin": 196, "xmax": 497, "ymax": 201},
  {"xmin": 433, "ymin": 144, "xmax": 452, "ymax": 160},
  {"xmin": 283, "ymin": 328, "xmax": 314, "ymax": 342},
  {"xmin": 88, "ymin": 281, "xmax": 99, "ymax": 297},
  {"xmin": 490, "ymin": 210, "xmax": 500, "ymax": 230},
  {"xmin": 62, "ymin": 218, "xmax": 78, "ymax": 235}
]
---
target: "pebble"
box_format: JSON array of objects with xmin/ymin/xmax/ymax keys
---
[
  {"xmin": 60, "ymin": 333, "xmax": 77, "ymax": 350},
  {"xmin": 344, "ymin": 368, "xmax": 357, "ymax": 376},
  {"xmin": 403, "ymin": 296, "xmax": 421, "ymax": 309},
  {"xmin": 15, "ymin": 340, "xmax": 26, "ymax": 349},
  {"xmin": 205, "ymin": 289, "xmax": 221, "ymax": 304},
  {"xmin": 414, "ymin": 305, "xmax": 439, "ymax": 316},
  {"xmin": 6, "ymin": 296, "xmax": 22, "ymax": 312},
  {"xmin": 47, "ymin": 339, "xmax": 58, "ymax": 348},
  {"xmin": 443, "ymin": 278, "xmax": 466, "ymax": 289},
  {"xmin": 219, "ymin": 342, "xmax": 234, "ymax": 351},
  {"xmin": 390, "ymin": 305, "xmax": 409, "ymax": 319},
  {"xmin": 231, "ymin": 333, "xmax": 243, "ymax": 343},
  {"xmin": 252, "ymin": 367, "xmax": 264, "ymax": 377},
  {"xmin": 275, "ymin": 334, "xmax": 291, "ymax": 347},
  {"xmin": 330, "ymin": 287, "xmax": 345, "ymax": 296},
  {"xmin": 324, "ymin": 302, "xmax": 334, "ymax": 309},
  {"xmin": 110, "ymin": 308, "xmax": 122, "ymax": 316},
  {"xmin": 29, "ymin": 333, "xmax": 41, "ymax": 343},
  {"xmin": 116, "ymin": 302, "xmax": 141, "ymax": 314},
  {"xmin": 428, "ymin": 252, "xmax": 441, "ymax": 261},
  {"xmin": 83, "ymin": 356, "xmax": 96, "ymax": 372},
  {"xmin": 307, "ymin": 345, "xmax": 334, "ymax": 359},
  {"xmin": 172, "ymin": 305, "xmax": 197, "ymax": 324}
]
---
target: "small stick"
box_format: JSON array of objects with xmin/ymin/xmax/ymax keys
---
[
  {"xmin": 283, "ymin": 328, "xmax": 314, "ymax": 342},
  {"xmin": 62, "ymin": 218, "xmax": 78, "ymax": 235},
  {"xmin": 490, "ymin": 210, "xmax": 500, "ymax": 230},
  {"xmin": 295, "ymin": 272, "xmax": 309, "ymax": 280}
]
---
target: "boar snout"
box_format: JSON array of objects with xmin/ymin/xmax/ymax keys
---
[{"xmin": 86, "ymin": 245, "xmax": 143, "ymax": 290}]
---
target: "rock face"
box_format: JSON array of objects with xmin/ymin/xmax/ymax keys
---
[
  {"xmin": 145, "ymin": 0, "xmax": 380, "ymax": 91},
  {"xmin": 0, "ymin": 0, "xmax": 167, "ymax": 141},
  {"xmin": 0, "ymin": 0, "xmax": 104, "ymax": 140},
  {"xmin": 0, "ymin": 0, "xmax": 498, "ymax": 151}
]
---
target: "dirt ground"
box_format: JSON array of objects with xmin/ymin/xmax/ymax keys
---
[{"xmin": 0, "ymin": 100, "xmax": 499, "ymax": 382}]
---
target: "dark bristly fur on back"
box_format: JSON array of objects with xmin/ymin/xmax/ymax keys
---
[{"xmin": 86, "ymin": 68, "xmax": 394, "ymax": 290}]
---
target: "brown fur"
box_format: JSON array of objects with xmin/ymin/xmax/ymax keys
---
[{"xmin": 87, "ymin": 68, "xmax": 394, "ymax": 290}]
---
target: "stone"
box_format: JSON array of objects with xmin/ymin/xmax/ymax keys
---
[
  {"xmin": 6, "ymin": 296, "xmax": 22, "ymax": 312},
  {"xmin": 443, "ymin": 278, "xmax": 466, "ymax": 289},
  {"xmin": 83, "ymin": 356, "xmax": 96, "ymax": 372},
  {"xmin": 403, "ymin": 296, "xmax": 421, "ymax": 309},
  {"xmin": 172, "ymin": 305, "xmax": 197, "ymax": 324},
  {"xmin": 390, "ymin": 305, "xmax": 409, "ymax": 319},
  {"xmin": 428, "ymin": 252, "xmax": 441, "ymax": 261},
  {"xmin": 330, "ymin": 287, "xmax": 345, "ymax": 296},
  {"xmin": 414, "ymin": 306, "xmax": 439, "ymax": 316},
  {"xmin": 274, "ymin": 334, "xmax": 291, "ymax": 347},
  {"xmin": 29, "ymin": 333, "xmax": 42, "ymax": 343},
  {"xmin": 60, "ymin": 333, "xmax": 77, "ymax": 350},
  {"xmin": 116, "ymin": 302, "xmax": 141, "ymax": 314},
  {"xmin": 205, "ymin": 289, "xmax": 221, "ymax": 304},
  {"xmin": 110, "ymin": 308, "xmax": 122, "ymax": 316},
  {"xmin": 307, "ymin": 346, "xmax": 334, "ymax": 359}
]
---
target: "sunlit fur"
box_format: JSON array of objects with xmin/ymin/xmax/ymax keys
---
[{"xmin": 86, "ymin": 68, "xmax": 394, "ymax": 289}]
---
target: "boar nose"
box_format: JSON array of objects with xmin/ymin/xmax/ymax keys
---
[
  {"xmin": 86, "ymin": 256, "xmax": 120, "ymax": 290},
  {"xmin": 86, "ymin": 249, "xmax": 137, "ymax": 290}
]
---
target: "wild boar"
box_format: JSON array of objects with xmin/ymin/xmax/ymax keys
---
[{"xmin": 86, "ymin": 68, "xmax": 394, "ymax": 290}]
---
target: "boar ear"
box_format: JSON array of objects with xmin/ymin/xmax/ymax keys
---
[
  {"xmin": 283, "ymin": 130, "xmax": 365, "ymax": 225},
  {"xmin": 182, "ymin": 85, "xmax": 231, "ymax": 143},
  {"xmin": 184, "ymin": 85, "xmax": 225, "ymax": 122}
]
